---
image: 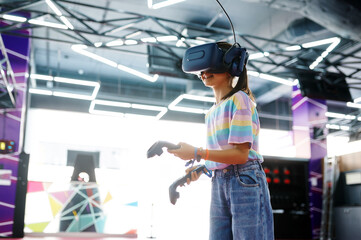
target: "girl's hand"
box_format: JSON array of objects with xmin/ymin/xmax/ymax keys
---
[
  {"xmin": 185, "ymin": 165, "xmax": 203, "ymax": 185},
  {"xmin": 167, "ymin": 142, "xmax": 195, "ymax": 161}
]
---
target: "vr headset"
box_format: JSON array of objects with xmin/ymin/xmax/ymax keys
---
[{"xmin": 182, "ymin": 42, "xmax": 249, "ymax": 77}]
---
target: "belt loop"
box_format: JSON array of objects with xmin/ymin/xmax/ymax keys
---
[
  {"xmin": 233, "ymin": 164, "xmax": 239, "ymax": 177},
  {"xmin": 256, "ymin": 160, "xmax": 262, "ymax": 170}
]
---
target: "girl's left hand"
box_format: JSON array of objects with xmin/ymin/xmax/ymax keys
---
[{"xmin": 167, "ymin": 142, "xmax": 195, "ymax": 160}]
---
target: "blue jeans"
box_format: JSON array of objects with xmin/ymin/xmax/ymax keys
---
[{"xmin": 209, "ymin": 161, "xmax": 274, "ymax": 240}]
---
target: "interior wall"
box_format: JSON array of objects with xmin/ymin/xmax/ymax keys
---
[{"xmin": 23, "ymin": 108, "xmax": 360, "ymax": 238}]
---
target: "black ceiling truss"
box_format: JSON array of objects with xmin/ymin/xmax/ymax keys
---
[{"xmin": 0, "ymin": 0, "xmax": 360, "ymax": 133}]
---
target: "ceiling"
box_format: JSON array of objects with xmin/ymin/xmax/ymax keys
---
[{"xmin": 1, "ymin": 0, "xmax": 361, "ymax": 139}]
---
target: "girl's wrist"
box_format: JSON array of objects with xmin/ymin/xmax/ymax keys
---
[{"xmin": 196, "ymin": 147, "xmax": 209, "ymax": 160}]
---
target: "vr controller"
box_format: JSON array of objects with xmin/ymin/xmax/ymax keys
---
[
  {"xmin": 147, "ymin": 141, "xmax": 212, "ymax": 205},
  {"xmin": 169, "ymin": 165, "xmax": 207, "ymax": 205},
  {"xmin": 147, "ymin": 141, "xmax": 180, "ymax": 158},
  {"xmin": 182, "ymin": 42, "xmax": 249, "ymax": 77}
]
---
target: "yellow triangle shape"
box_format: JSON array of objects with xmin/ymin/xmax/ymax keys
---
[
  {"xmin": 48, "ymin": 195, "xmax": 63, "ymax": 217},
  {"xmin": 103, "ymin": 192, "xmax": 112, "ymax": 204},
  {"xmin": 26, "ymin": 222, "xmax": 50, "ymax": 232}
]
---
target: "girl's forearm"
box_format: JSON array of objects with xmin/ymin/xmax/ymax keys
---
[{"xmin": 201, "ymin": 147, "xmax": 249, "ymax": 165}]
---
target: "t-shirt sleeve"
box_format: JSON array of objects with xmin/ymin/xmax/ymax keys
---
[{"xmin": 228, "ymin": 95, "xmax": 253, "ymax": 147}]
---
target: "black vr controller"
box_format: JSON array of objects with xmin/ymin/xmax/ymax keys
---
[
  {"xmin": 169, "ymin": 165, "xmax": 206, "ymax": 205},
  {"xmin": 147, "ymin": 141, "xmax": 180, "ymax": 158}
]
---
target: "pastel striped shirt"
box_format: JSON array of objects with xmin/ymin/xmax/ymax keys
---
[{"xmin": 204, "ymin": 90, "xmax": 263, "ymax": 170}]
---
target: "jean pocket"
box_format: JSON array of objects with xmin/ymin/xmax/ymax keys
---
[{"xmin": 236, "ymin": 171, "xmax": 260, "ymax": 187}]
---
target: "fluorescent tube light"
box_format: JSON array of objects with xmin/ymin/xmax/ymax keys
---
[
  {"xmin": 150, "ymin": 0, "xmax": 185, "ymax": 9},
  {"xmin": 28, "ymin": 19, "xmax": 68, "ymax": 29},
  {"xmin": 71, "ymin": 45, "xmax": 118, "ymax": 68},
  {"xmin": 302, "ymin": 37, "xmax": 340, "ymax": 48},
  {"xmin": 176, "ymin": 38, "xmax": 186, "ymax": 47},
  {"xmin": 1, "ymin": 14, "xmax": 27, "ymax": 22},
  {"xmin": 106, "ymin": 40, "xmax": 124, "ymax": 47},
  {"xmin": 29, "ymin": 88, "xmax": 52, "ymax": 95},
  {"xmin": 90, "ymin": 100, "xmax": 167, "ymax": 119},
  {"xmin": 141, "ymin": 37, "xmax": 157, "ymax": 43},
  {"xmin": 248, "ymin": 71, "xmax": 260, "ymax": 77},
  {"xmin": 45, "ymin": 0, "xmax": 62, "ymax": 16},
  {"xmin": 249, "ymin": 52, "xmax": 269, "ymax": 60},
  {"xmin": 53, "ymin": 91, "xmax": 93, "ymax": 100},
  {"xmin": 303, "ymin": 37, "xmax": 341, "ymax": 69},
  {"xmin": 131, "ymin": 104, "xmax": 168, "ymax": 119},
  {"xmin": 168, "ymin": 94, "xmax": 214, "ymax": 114},
  {"xmin": 60, "ymin": 16, "xmax": 74, "ymax": 30},
  {"xmin": 346, "ymin": 102, "xmax": 361, "ymax": 109},
  {"xmin": 325, "ymin": 112, "xmax": 356, "ymax": 120},
  {"xmin": 108, "ymin": 23, "xmax": 135, "ymax": 35},
  {"xmin": 117, "ymin": 64, "xmax": 159, "ymax": 82},
  {"xmin": 285, "ymin": 45, "xmax": 301, "ymax": 51},
  {"xmin": 94, "ymin": 42, "xmax": 103, "ymax": 47},
  {"xmin": 124, "ymin": 39, "xmax": 138, "ymax": 45},
  {"xmin": 72, "ymin": 44, "xmax": 158, "ymax": 82},
  {"xmin": 326, "ymin": 124, "xmax": 340, "ymax": 130},
  {"xmin": 125, "ymin": 31, "xmax": 142, "ymax": 39},
  {"xmin": 156, "ymin": 35, "xmax": 178, "ymax": 42},
  {"xmin": 30, "ymin": 74, "xmax": 54, "ymax": 81},
  {"xmin": 54, "ymin": 76, "xmax": 99, "ymax": 87}
]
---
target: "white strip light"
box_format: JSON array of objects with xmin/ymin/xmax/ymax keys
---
[
  {"xmin": 60, "ymin": 16, "xmax": 74, "ymax": 30},
  {"xmin": 326, "ymin": 124, "xmax": 350, "ymax": 131},
  {"xmin": 346, "ymin": 102, "xmax": 361, "ymax": 109},
  {"xmin": 90, "ymin": 100, "xmax": 167, "ymax": 119},
  {"xmin": 284, "ymin": 45, "xmax": 301, "ymax": 51},
  {"xmin": 105, "ymin": 39, "xmax": 124, "ymax": 47},
  {"xmin": 72, "ymin": 44, "xmax": 158, "ymax": 82},
  {"xmin": 29, "ymin": 74, "xmax": 100, "ymax": 100},
  {"xmin": 71, "ymin": 45, "xmax": 117, "ymax": 68},
  {"xmin": 28, "ymin": 19, "xmax": 68, "ymax": 29},
  {"xmin": 30, "ymin": 74, "xmax": 54, "ymax": 81},
  {"xmin": 29, "ymin": 88, "xmax": 52, "ymax": 95},
  {"xmin": 301, "ymin": 37, "xmax": 341, "ymax": 70},
  {"xmin": 141, "ymin": 37, "xmax": 157, "ymax": 43},
  {"xmin": 148, "ymin": 0, "xmax": 185, "ymax": 9},
  {"xmin": 45, "ymin": 0, "xmax": 62, "ymax": 16},
  {"xmin": 108, "ymin": 23, "xmax": 135, "ymax": 35},
  {"xmin": 325, "ymin": 112, "xmax": 357, "ymax": 120},
  {"xmin": 156, "ymin": 35, "xmax": 178, "ymax": 42},
  {"xmin": 248, "ymin": 71, "xmax": 294, "ymax": 86},
  {"xmin": 125, "ymin": 31, "xmax": 142, "ymax": 39},
  {"xmin": 248, "ymin": 52, "xmax": 269, "ymax": 60},
  {"xmin": 168, "ymin": 94, "xmax": 215, "ymax": 114},
  {"xmin": 1, "ymin": 14, "xmax": 27, "ymax": 22}
]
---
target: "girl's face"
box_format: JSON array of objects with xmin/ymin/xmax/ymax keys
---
[{"xmin": 200, "ymin": 71, "xmax": 231, "ymax": 88}]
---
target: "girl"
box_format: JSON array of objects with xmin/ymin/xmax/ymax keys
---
[{"xmin": 168, "ymin": 42, "xmax": 274, "ymax": 240}]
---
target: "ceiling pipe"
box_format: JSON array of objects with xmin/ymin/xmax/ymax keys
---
[{"xmin": 240, "ymin": 0, "xmax": 361, "ymax": 42}]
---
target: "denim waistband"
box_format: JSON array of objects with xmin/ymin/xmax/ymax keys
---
[{"xmin": 213, "ymin": 160, "xmax": 262, "ymax": 177}]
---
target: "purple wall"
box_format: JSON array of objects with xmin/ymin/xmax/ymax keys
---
[
  {"xmin": 0, "ymin": 24, "xmax": 30, "ymax": 236},
  {"xmin": 292, "ymin": 84, "xmax": 328, "ymax": 239}
]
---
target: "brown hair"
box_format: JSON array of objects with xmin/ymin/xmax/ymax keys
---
[{"xmin": 217, "ymin": 42, "xmax": 255, "ymax": 102}]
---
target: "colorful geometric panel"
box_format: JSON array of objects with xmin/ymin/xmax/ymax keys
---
[
  {"xmin": 27, "ymin": 181, "xmax": 45, "ymax": 193},
  {"xmin": 26, "ymin": 222, "xmax": 50, "ymax": 232},
  {"xmin": 48, "ymin": 195, "xmax": 63, "ymax": 217},
  {"xmin": 25, "ymin": 181, "xmax": 138, "ymax": 237}
]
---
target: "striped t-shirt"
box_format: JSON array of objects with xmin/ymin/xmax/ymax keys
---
[{"xmin": 204, "ymin": 90, "xmax": 263, "ymax": 170}]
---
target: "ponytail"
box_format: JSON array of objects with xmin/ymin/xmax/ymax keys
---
[
  {"xmin": 216, "ymin": 42, "xmax": 255, "ymax": 102},
  {"xmin": 222, "ymin": 66, "xmax": 255, "ymax": 102}
]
